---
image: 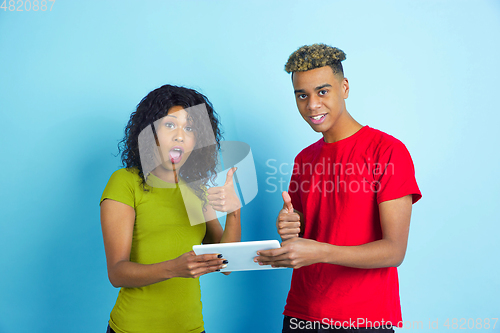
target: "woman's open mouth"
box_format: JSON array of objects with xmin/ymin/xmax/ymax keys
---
[
  {"xmin": 169, "ymin": 146, "xmax": 184, "ymax": 164},
  {"xmin": 309, "ymin": 114, "xmax": 326, "ymax": 124}
]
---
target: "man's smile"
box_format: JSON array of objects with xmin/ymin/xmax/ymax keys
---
[{"xmin": 309, "ymin": 113, "xmax": 327, "ymax": 124}]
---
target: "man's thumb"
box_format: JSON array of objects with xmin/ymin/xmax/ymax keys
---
[{"xmin": 282, "ymin": 191, "xmax": 293, "ymax": 213}]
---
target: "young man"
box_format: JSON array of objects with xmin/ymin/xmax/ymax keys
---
[{"xmin": 256, "ymin": 44, "xmax": 421, "ymax": 332}]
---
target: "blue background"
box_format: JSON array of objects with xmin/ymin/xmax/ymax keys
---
[{"xmin": 1, "ymin": 1, "xmax": 499, "ymax": 332}]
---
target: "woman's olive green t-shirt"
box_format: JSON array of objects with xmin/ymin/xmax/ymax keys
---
[{"xmin": 100, "ymin": 168, "xmax": 206, "ymax": 333}]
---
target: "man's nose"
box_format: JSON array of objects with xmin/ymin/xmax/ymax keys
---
[{"xmin": 307, "ymin": 95, "xmax": 321, "ymax": 111}]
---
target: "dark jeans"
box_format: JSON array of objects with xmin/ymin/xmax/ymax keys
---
[
  {"xmin": 106, "ymin": 324, "xmax": 205, "ymax": 333},
  {"xmin": 282, "ymin": 316, "xmax": 394, "ymax": 333}
]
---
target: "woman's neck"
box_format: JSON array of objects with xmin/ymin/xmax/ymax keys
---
[{"xmin": 151, "ymin": 166, "xmax": 178, "ymax": 183}]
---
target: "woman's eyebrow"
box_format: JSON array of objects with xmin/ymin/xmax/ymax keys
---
[{"xmin": 166, "ymin": 115, "xmax": 177, "ymax": 118}]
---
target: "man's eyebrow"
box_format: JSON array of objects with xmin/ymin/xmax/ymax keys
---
[
  {"xmin": 294, "ymin": 84, "xmax": 332, "ymax": 94},
  {"xmin": 315, "ymin": 84, "xmax": 332, "ymax": 90}
]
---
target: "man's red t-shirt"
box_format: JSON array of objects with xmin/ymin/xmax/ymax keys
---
[{"xmin": 285, "ymin": 126, "xmax": 421, "ymax": 328}]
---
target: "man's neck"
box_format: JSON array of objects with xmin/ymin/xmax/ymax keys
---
[{"xmin": 322, "ymin": 110, "xmax": 363, "ymax": 143}]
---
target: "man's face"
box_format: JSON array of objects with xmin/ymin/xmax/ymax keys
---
[{"xmin": 292, "ymin": 66, "xmax": 349, "ymax": 138}]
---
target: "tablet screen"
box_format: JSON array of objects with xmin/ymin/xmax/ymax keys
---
[{"xmin": 193, "ymin": 240, "xmax": 285, "ymax": 272}]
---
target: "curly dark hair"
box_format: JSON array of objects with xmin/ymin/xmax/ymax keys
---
[
  {"xmin": 285, "ymin": 43, "xmax": 346, "ymax": 76},
  {"xmin": 118, "ymin": 84, "xmax": 223, "ymax": 202}
]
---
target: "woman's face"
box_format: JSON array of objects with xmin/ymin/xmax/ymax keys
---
[{"xmin": 155, "ymin": 105, "xmax": 196, "ymax": 172}]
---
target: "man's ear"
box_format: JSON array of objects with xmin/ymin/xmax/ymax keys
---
[{"xmin": 342, "ymin": 77, "xmax": 349, "ymax": 99}]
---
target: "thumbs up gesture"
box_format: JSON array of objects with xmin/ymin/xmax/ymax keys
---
[
  {"xmin": 207, "ymin": 167, "xmax": 241, "ymax": 213},
  {"xmin": 277, "ymin": 191, "xmax": 302, "ymax": 241}
]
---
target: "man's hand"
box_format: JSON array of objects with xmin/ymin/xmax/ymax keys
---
[
  {"xmin": 277, "ymin": 191, "xmax": 301, "ymax": 241},
  {"xmin": 254, "ymin": 238, "xmax": 324, "ymax": 269}
]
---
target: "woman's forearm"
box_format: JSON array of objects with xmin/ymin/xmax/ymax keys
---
[
  {"xmin": 220, "ymin": 209, "xmax": 241, "ymax": 243},
  {"xmin": 108, "ymin": 260, "xmax": 172, "ymax": 288},
  {"xmin": 109, "ymin": 250, "xmax": 224, "ymax": 287}
]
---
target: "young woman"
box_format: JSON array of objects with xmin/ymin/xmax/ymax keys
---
[{"xmin": 100, "ymin": 85, "xmax": 241, "ymax": 333}]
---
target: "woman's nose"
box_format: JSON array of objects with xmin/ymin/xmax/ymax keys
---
[{"xmin": 173, "ymin": 128, "xmax": 184, "ymax": 142}]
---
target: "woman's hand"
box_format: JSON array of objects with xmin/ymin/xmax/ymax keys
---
[
  {"xmin": 207, "ymin": 167, "xmax": 241, "ymax": 213},
  {"xmin": 205, "ymin": 167, "xmax": 242, "ymax": 277},
  {"xmin": 166, "ymin": 251, "xmax": 228, "ymax": 279}
]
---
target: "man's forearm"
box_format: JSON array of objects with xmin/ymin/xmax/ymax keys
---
[{"xmin": 318, "ymin": 239, "xmax": 406, "ymax": 269}]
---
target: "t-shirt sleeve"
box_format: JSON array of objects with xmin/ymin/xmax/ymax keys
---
[
  {"xmin": 100, "ymin": 169, "xmax": 136, "ymax": 208},
  {"xmin": 375, "ymin": 141, "xmax": 422, "ymax": 205},
  {"xmin": 288, "ymin": 154, "xmax": 304, "ymax": 214}
]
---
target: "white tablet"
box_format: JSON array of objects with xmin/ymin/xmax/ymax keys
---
[{"xmin": 192, "ymin": 240, "xmax": 285, "ymax": 272}]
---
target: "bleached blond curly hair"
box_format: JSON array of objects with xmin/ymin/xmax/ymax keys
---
[{"xmin": 285, "ymin": 43, "xmax": 346, "ymax": 76}]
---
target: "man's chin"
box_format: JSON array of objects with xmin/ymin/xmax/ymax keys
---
[{"xmin": 308, "ymin": 124, "xmax": 326, "ymax": 133}]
